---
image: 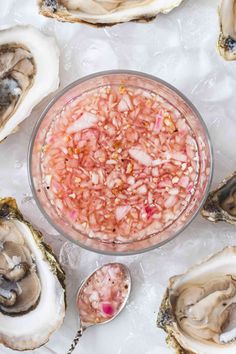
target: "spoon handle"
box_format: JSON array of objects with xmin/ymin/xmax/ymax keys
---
[{"xmin": 67, "ymin": 327, "xmax": 84, "ymax": 354}]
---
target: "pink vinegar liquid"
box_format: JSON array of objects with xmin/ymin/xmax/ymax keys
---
[
  {"xmin": 41, "ymin": 84, "xmax": 199, "ymax": 243},
  {"xmin": 77, "ymin": 264, "xmax": 129, "ymax": 324}
]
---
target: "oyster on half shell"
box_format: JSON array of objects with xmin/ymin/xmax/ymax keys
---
[
  {"xmin": 157, "ymin": 247, "xmax": 236, "ymax": 354},
  {"xmin": 201, "ymin": 171, "xmax": 236, "ymax": 224},
  {"xmin": 38, "ymin": 0, "xmax": 185, "ymax": 25},
  {"xmin": 0, "ymin": 197, "xmax": 66, "ymax": 351},
  {"xmin": 218, "ymin": 0, "xmax": 236, "ymax": 60},
  {"xmin": 0, "ymin": 25, "xmax": 59, "ymax": 142}
]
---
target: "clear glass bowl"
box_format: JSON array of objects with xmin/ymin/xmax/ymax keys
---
[{"xmin": 28, "ymin": 70, "xmax": 213, "ymax": 255}]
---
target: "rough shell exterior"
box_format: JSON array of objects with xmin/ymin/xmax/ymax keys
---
[
  {"xmin": 157, "ymin": 247, "xmax": 236, "ymax": 354},
  {"xmin": 0, "ymin": 197, "xmax": 66, "ymax": 351},
  {"xmin": 157, "ymin": 284, "xmax": 189, "ymax": 354},
  {"xmin": 0, "ymin": 198, "xmax": 66, "ymax": 288},
  {"xmin": 201, "ymin": 171, "xmax": 236, "ymax": 224},
  {"xmin": 0, "ymin": 25, "xmax": 59, "ymax": 142},
  {"xmin": 218, "ymin": 33, "xmax": 236, "ymax": 60},
  {"xmin": 38, "ymin": 0, "xmax": 185, "ymax": 26},
  {"xmin": 218, "ymin": 0, "xmax": 236, "ymax": 60}
]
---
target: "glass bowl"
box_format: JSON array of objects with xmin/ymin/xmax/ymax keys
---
[{"xmin": 28, "ymin": 70, "xmax": 213, "ymax": 255}]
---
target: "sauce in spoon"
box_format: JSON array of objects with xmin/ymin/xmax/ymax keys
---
[{"xmin": 67, "ymin": 263, "xmax": 131, "ymax": 353}]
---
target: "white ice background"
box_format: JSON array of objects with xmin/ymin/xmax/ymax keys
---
[{"xmin": 0, "ymin": 0, "xmax": 236, "ymax": 353}]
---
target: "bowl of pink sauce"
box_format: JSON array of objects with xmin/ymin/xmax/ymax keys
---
[{"xmin": 29, "ymin": 71, "xmax": 213, "ymax": 255}]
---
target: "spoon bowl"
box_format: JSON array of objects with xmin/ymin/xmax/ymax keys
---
[{"xmin": 67, "ymin": 263, "xmax": 131, "ymax": 353}]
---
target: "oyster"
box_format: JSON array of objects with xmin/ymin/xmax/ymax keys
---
[
  {"xmin": 218, "ymin": 0, "xmax": 236, "ymax": 60},
  {"xmin": 0, "ymin": 25, "xmax": 59, "ymax": 142},
  {"xmin": 38, "ymin": 0, "xmax": 185, "ymax": 25},
  {"xmin": 157, "ymin": 247, "xmax": 236, "ymax": 354},
  {"xmin": 0, "ymin": 197, "xmax": 66, "ymax": 351},
  {"xmin": 201, "ymin": 171, "xmax": 236, "ymax": 224}
]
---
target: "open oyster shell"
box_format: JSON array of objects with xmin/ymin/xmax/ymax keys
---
[
  {"xmin": 201, "ymin": 171, "xmax": 236, "ymax": 224},
  {"xmin": 38, "ymin": 0, "xmax": 185, "ymax": 25},
  {"xmin": 218, "ymin": 0, "xmax": 236, "ymax": 60},
  {"xmin": 157, "ymin": 247, "xmax": 236, "ymax": 354},
  {"xmin": 0, "ymin": 25, "xmax": 59, "ymax": 142},
  {"xmin": 0, "ymin": 197, "xmax": 66, "ymax": 351}
]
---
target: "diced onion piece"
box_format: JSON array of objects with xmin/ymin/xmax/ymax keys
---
[
  {"xmin": 169, "ymin": 188, "xmax": 179, "ymax": 196},
  {"xmin": 44, "ymin": 174, "xmax": 52, "ymax": 185},
  {"xmin": 69, "ymin": 210, "xmax": 78, "ymax": 221},
  {"xmin": 172, "ymin": 176, "xmax": 179, "ymax": 184},
  {"xmin": 89, "ymin": 291, "xmax": 99, "ymax": 302},
  {"xmin": 145, "ymin": 205, "xmax": 156, "ymax": 219},
  {"xmin": 152, "ymin": 167, "xmax": 159, "ymax": 177},
  {"xmin": 91, "ymin": 172, "xmax": 99, "ymax": 185},
  {"xmin": 66, "ymin": 112, "xmax": 98, "ymax": 134},
  {"xmin": 118, "ymin": 98, "xmax": 129, "ymax": 112},
  {"xmin": 176, "ymin": 118, "xmax": 188, "ymax": 132},
  {"xmin": 154, "ymin": 112, "xmax": 164, "ymax": 132},
  {"xmin": 101, "ymin": 302, "xmax": 114, "ymax": 317},
  {"xmin": 164, "ymin": 196, "xmax": 177, "ymax": 209},
  {"xmin": 152, "ymin": 159, "xmax": 169, "ymax": 166},
  {"xmin": 127, "ymin": 176, "xmax": 135, "ymax": 185},
  {"xmin": 171, "ymin": 152, "xmax": 187, "ymax": 162},
  {"xmin": 122, "ymin": 94, "xmax": 133, "ymax": 110},
  {"xmin": 128, "ymin": 148, "xmax": 152, "ymax": 166},
  {"xmin": 115, "ymin": 205, "xmax": 131, "ymax": 221},
  {"xmin": 148, "ymin": 192, "xmax": 153, "ymax": 205},
  {"xmin": 106, "ymin": 159, "xmax": 117, "ymax": 165},
  {"xmin": 137, "ymin": 185, "xmax": 147, "ymax": 195},
  {"xmin": 179, "ymin": 176, "xmax": 190, "ymax": 188}
]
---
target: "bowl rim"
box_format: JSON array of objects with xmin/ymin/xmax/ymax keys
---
[{"xmin": 28, "ymin": 69, "xmax": 214, "ymax": 256}]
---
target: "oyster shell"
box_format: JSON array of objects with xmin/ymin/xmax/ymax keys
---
[
  {"xmin": 0, "ymin": 25, "xmax": 59, "ymax": 142},
  {"xmin": 218, "ymin": 0, "xmax": 236, "ymax": 60},
  {"xmin": 201, "ymin": 171, "xmax": 236, "ymax": 224},
  {"xmin": 38, "ymin": 0, "xmax": 185, "ymax": 25},
  {"xmin": 157, "ymin": 247, "xmax": 236, "ymax": 354},
  {"xmin": 0, "ymin": 197, "xmax": 66, "ymax": 351}
]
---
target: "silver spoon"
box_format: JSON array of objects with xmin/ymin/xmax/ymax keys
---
[{"xmin": 67, "ymin": 262, "xmax": 131, "ymax": 354}]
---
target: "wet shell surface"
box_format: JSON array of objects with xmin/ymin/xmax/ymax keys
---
[
  {"xmin": 201, "ymin": 171, "xmax": 236, "ymax": 224},
  {"xmin": 0, "ymin": 197, "xmax": 66, "ymax": 351},
  {"xmin": 0, "ymin": 25, "xmax": 59, "ymax": 142},
  {"xmin": 218, "ymin": 0, "xmax": 236, "ymax": 60},
  {"xmin": 38, "ymin": 0, "xmax": 185, "ymax": 25},
  {"xmin": 157, "ymin": 247, "xmax": 236, "ymax": 354}
]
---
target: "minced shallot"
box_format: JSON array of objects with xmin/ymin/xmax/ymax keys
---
[
  {"xmin": 41, "ymin": 85, "xmax": 199, "ymax": 242},
  {"xmin": 77, "ymin": 264, "xmax": 129, "ymax": 324}
]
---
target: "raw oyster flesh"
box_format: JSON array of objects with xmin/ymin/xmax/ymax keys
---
[
  {"xmin": 218, "ymin": 0, "xmax": 236, "ymax": 60},
  {"xmin": 38, "ymin": 0, "xmax": 185, "ymax": 25},
  {"xmin": 157, "ymin": 247, "xmax": 236, "ymax": 354},
  {"xmin": 0, "ymin": 197, "xmax": 66, "ymax": 351},
  {"xmin": 0, "ymin": 25, "xmax": 59, "ymax": 142},
  {"xmin": 201, "ymin": 171, "xmax": 236, "ymax": 224}
]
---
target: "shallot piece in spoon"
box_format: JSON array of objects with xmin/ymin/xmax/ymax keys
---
[{"xmin": 67, "ymin": 263, "xmax": 131, "ymax": 354}]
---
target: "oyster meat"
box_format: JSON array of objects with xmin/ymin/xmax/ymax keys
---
[
  {"xmin": 0, "ymin": 197, "xmax": 66, "ymax": 351},
  {"xmin": 202, "ymin": 171, "xmax": 236, "ymax": 224},
  {"xmin": 0, "ymin": 25, "xmax": 59, "ymax": 142},
  {"xmin": 218, "ymin": 0, "xmax": 236, "ymax": 60},
  {"xmin": 157, "ymin": 247, "xmax": 236, "ymax": 354},
  {"xmin": 38, "ymin": 0, "xmax": 185, "ymax": 25}
]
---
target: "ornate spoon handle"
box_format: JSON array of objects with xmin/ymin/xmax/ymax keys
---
[{"xmin": 67, "ymin": 327, "xmax": 84, "ymax": 354}]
